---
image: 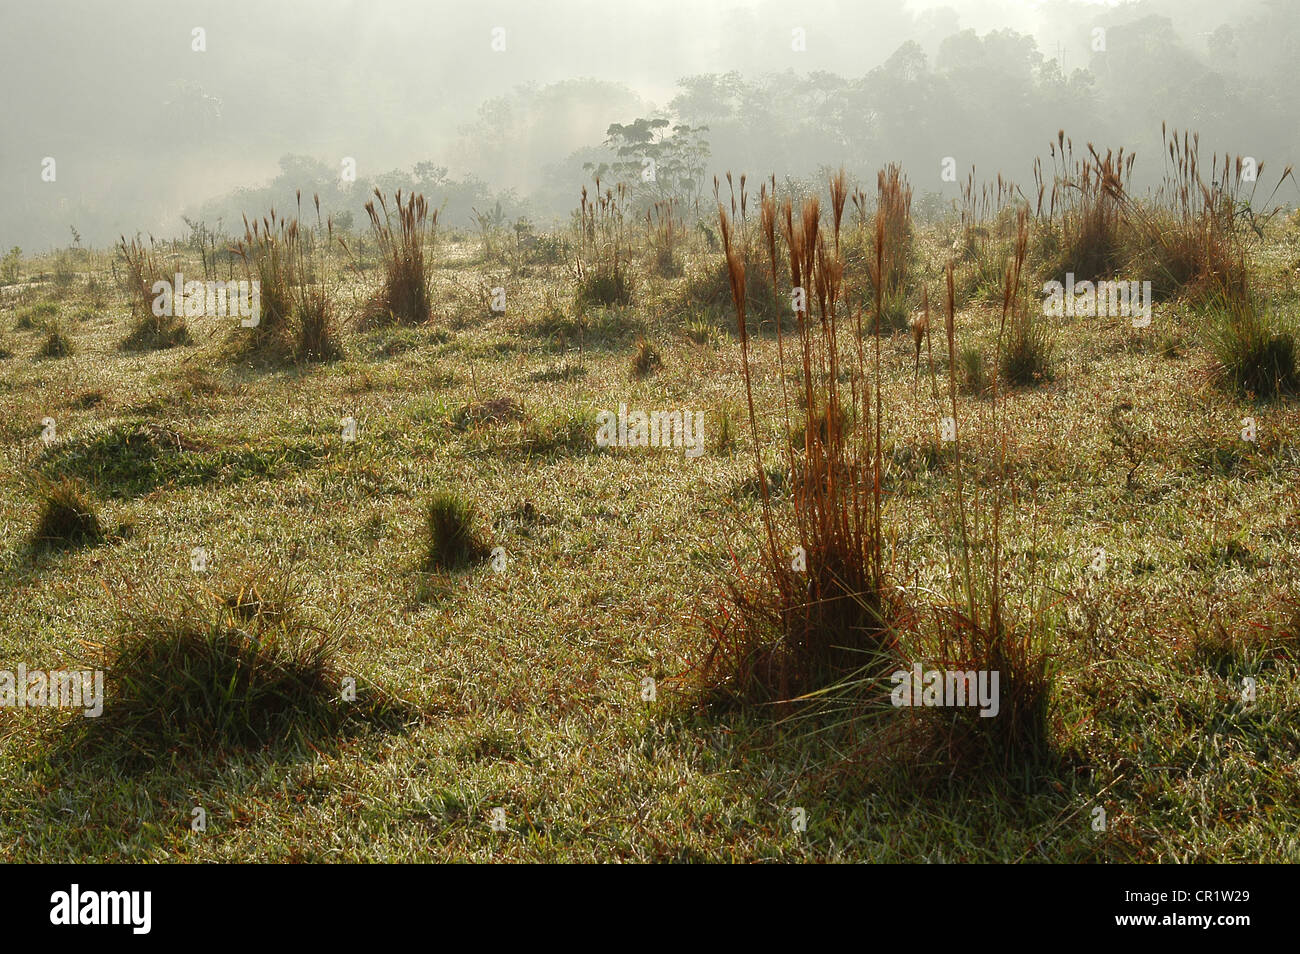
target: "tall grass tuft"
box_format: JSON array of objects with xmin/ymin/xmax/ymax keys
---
[
  {"xmin": 696, "ymin": 170, "xmax": 899, "ymax": 705},
  {"xmin": 925, "ymin": 214, "xmax": 1056, "ymax": 766},
  {"xmin": 235, "ymin": 195, "xmax": 345, "ymax": 363},
  {"xmin": 37, "ymin": 321, "xmax": 74, "ymax": 358},
  {"xmin": 570, "ymin": 179, "xmax": 633, "ymax": 309},
  {"xmin": 1040, "ymin": 133, "xmax": 1129, "ymax": 282},
  {"xmin": 357, "ymin": 189, "xmax": 437, "ymax": 327},
  {"xmin": 117, "ymin": 236, "xmax": 192, "ymax": 351},
  {"xmin": 646, "ymin": 199, "xmax": 684, "ymax": 278},
  {"xmin": 1120, "ymin": 126, "xmax": 1283, "ymax": 303}
]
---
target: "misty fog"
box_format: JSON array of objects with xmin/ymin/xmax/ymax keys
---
[{"xmin": 2, "ymin": 0, "xmax": 1297, "ymax": 250}]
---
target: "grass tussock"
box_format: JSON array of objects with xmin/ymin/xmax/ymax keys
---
[
  {"xmin": 928, "ymin": 230, "xmax": 1056, "ymax": 767},
  {"xmin": 29, "ymin": 478, "xmax": 104, "ymax": 549},
  {"xmin": 1122, "ymin": 126, "xmax": 1274, "ymax": 303},
  {"xmin": 630, "ymin": 336, "xmax": 662, "ymax": 378},
  {"xmin": 646, "ymin": 199, "xmax": 684, "ymax": 278},
  {"xmin": 59, "ymin": 576, "xmax": 411, "ymax": 770},
  {"xmin": 37, "ymin": 323, "xmax": 74, "ymax": 358},
  {"xmin": 959, "ymin": 344, "xmax": 989, "ymax": 395},
  {"xmin": 1000, "ymin": 302, "xmax": 1055, "ymax": 388},
  {"xmin": 15, "ymin": 301, "xmax": 59, "ymax": 330},
  {"xmin": 570, "ymin": 180, "xmax": 633, "ymax": 310},
  {"xmin": 238, "ymin": 198, "xmax": 346, "ymax": 364},
  {"xmin": 1204, "ymin": 293, "xmax": 1299, "ymax": 398},
  {"xmin": 117, "ymin": 236, "xmax": 192, "ymax": 351},
  {"xmin": 695, "ymin": 171, "xmax": 899, "ymax": 706},
  {"xmin": 355, "ymin": 189, "xmax": 437, "ymax": 328},
  {"xmin": 424, "ymin": 490, "xmax": 490, "ymax": 571}
]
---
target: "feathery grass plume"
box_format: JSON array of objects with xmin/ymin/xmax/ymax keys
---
[
  {"xmin": 290, "ymin": 193, "xmax": 344, "ymax": 362},
  {"xmin": 424, "ymin": 490, "xmax": 490, "ymax": 571},
  {"xmin": 29, "ymin": 478, "xmax": 104, "ymax": 549},
  {"xmin": 910, "ymin": 296, "xmax": 930, "ymax": 381},
  {"xmin": 954, "ymin": 168, "xmax": 1024, "ymax": 304},
  {"xmin": 869, "ymin": 163, "xmax": 913, "ymax": 329},
  {"xmin": 570, "ymin": 179, "xmax": 633, "ymax": 309},
  {"xmin": 357, "ymin": 189, "xmax": 437, "ymax": 327},
  {"xmin": 694, "ymin": 169, "xmax": 899, "ymax": 707},
  {"xmin": 1044, "ymin": 136, "xmax": 1128, "ymax": 282},
  {"xmin": 997, "ymin": 210, "xmax": 1054, "ymax": 388},
  {"xmin": 1121, "ymin": 126, "xmax": 1292, "ymax": 304},
  {"xmin": 235, "ymin": 200, "xmax": 344, "ymax": 363},
  {"xmin": 117, "ymin": 236, "xmax": 192, "ymax": 351},
  {"xmin": 921, "ymin": 226, "xmax": 1056, "ymax": 769},
  {"xmin": 233, "ymin": 209, "xmax": 297, "ymax": 361},
  {"xmin": 645, "ymin": 199, "xmax": 684, "ymax": 277}
]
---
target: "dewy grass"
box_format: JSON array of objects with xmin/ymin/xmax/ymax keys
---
[{"xmin": 5, "ymin": 129, "xmax": 1300, "ymax": 862}]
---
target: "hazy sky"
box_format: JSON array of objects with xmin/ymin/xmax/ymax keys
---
[{"xmin": 0, "ymin": 0, "xmax": 1266, "ymax": 249}]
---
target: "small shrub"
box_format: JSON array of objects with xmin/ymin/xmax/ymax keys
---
[
  {"xmin": 651, "ymin": 245, "xmax": 680, "ymax": 278},
  {"xmin": 683, "ymin": 256, "xmax": 778, "ymax": 326},
  {"xmin": 715, "ymin": 410, "xmax": 734, "ymax": 453},
  {"xmin": 871, "ymin": 287, "xmax": 911, "ymax": 333},
  {"xmin": 694, "ymin": 184, "xmax": 900, "ymax": 707},
  {"xmin": 646, "ymin": 200, "xmax": 684, "ymax": 279},
  {"xmin": 571, "ymin": 180, "xmax": 633, "ymax": 310}
]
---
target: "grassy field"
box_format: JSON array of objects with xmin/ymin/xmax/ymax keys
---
[{"xmin": 1, "ymin": 165, "xmax": 1299, "ymax": 863}]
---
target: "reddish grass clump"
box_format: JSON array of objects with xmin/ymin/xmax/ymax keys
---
[{"xmin": 695, "ymin": 170, "xmax": 901, "ymax": 706}]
